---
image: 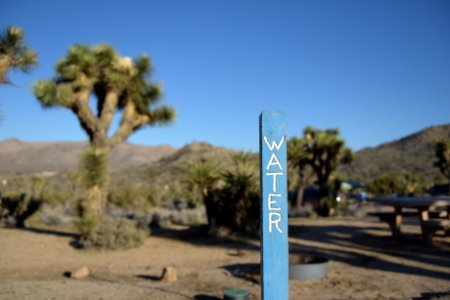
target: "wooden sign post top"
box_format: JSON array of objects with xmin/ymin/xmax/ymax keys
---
[{"xmin": 259, "ymin": 111, "xmax": 289, "ymax": 300}]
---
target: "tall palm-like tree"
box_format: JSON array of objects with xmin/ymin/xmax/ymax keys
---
[
  {"xmin": 434, "ymin": 139, "xmax": 450, "ymax": 195},
  {"xmin": 33, "ymin": 44, "xmax": 174, "ymax": 231},
  {"xmin": 288, "ymin": 127, "xmax": 353, "ymax": 213},
  {"xmin": 303, "ymin": 127, "xmax": 353, "ymax": 188},
  {"xmin": 181, "ymin": 158, "xmax": 221, "ymax": 227},
  {"xmin": 218, "ymin": 152, "xmax": 260, "ymax": 232},
  {"xmin": 0, "ymin": 26, "xmax": 37, "ymax": 123},
  {"xmin": 287, "ymin": 137, "xmax": 314, "ymax": 209},
  {"xmin": 0, "ymin": 26, "xmax": 37, "ymax": 84}
]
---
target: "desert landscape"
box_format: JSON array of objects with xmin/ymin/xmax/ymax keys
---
[
  {"xmin": 2, "ymin": 3, "xmax": 450, "ymax": 299},
  {"xmin": 1, "ymin": 209, "xmax": 449, "ymax": 300}
]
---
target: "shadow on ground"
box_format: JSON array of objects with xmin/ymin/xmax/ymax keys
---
[
  {"xmin": 193, "ymin": 295, "xmax": 221, "ymax": 300},
  {"xmin": 150, "ymin": 225, "xmax": 260, "ymax": 253},
  {"xmin": 10, "ymin": 215, "xmax": 450, "ymax": 283},
  {"xmin": 135, "ymin": 274, "xmax": 161, "ymax": 281},
  {"xmin": 221, "ymin": 263, "xmax": 260, "ymax": 284},
  {"xmin": 21, "ymin": 227, "xmax": 79, "ymax": 238},
  {"xmin": 288, "ymin": 218, "xmax": 450, "ymax": 281},
  {"xmin": 412, "ymin": 290, "xmax": 450, "ymax": 300}
]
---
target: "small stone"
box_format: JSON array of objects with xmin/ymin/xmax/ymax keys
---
[
  {"xmin": 70, "ymin": 266, "xmax": 90, "ymax": 279},
  {"xmin": 161, "ymin": 266, "xmax": 177, "ymax": 283}
]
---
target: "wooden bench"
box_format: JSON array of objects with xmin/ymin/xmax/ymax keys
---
[
  {"xmin": 422, "ymin": 218, "xmax": 450, "ymax": 244},
  {"xmin": 368, "ymin": 197, "xmax": 450, "ymax": 244},
  {"xmin": 369, "ymin": 211, "xmax": 418, "ymax": 236}
]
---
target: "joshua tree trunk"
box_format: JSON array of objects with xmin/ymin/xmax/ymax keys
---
[
  {"xmin": 79, "ymin": 145, "xmax": 110, "ymax": 232},
  {"xmin": 295, "ymin": 183, "xmax": 305, "ymax": 210},
  {"xmin": 202, "ymin": 188, "xmax": 217, "ymax": 229}
]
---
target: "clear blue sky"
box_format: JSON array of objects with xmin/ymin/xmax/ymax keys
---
[{"xmin": 1, "ymin": 0, "xmax": 449, "ymax": 152}]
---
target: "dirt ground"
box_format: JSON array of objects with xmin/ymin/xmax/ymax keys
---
[{"xmin": 0, "ymin": 214, "xmax": 449, "ymax": 300}]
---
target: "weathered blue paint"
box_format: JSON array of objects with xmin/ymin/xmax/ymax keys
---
[{"xmin": 259, "ymin": 111, "xmax": 289, "ymax": 300}]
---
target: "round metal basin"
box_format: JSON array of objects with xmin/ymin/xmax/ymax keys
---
[{"xmin": 289, "ymin": 255, "xmax": 329, "ymax": 280}]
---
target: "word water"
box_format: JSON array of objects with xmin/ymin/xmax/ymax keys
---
[{"xmin": 263, "ymin": 135, "xmax": 285, "ymax": 233}]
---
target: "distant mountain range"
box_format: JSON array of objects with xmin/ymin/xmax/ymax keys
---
[
  {"xmin": 0, "ymin": 139, "xmax": 177, "ymax": 175},
  {"xmin": 1, "ymin": 123, "xmax": 450, "ymax": 184},
  {"xmin": 100, "ymin": 141, "xmax": 237, "ymax": 192},
  {"xmin": 338, "ymin": 124, "xmax": 450, "ymax": 183}
]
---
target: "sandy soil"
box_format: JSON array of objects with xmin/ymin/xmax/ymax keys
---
[{"xmin": 0, "ymin": 215, "xmax": 449, "ymax": 300}]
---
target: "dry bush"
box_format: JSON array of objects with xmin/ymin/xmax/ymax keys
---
[
  {"xmin": 0, "ymin": 193, "xmax": 42, "ymax": 227},
  {"xmin": 79, "ymin": 217, "xmax": 148, "ymax": 250}
]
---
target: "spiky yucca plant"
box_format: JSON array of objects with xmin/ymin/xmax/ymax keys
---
[
  {"xmin": 180, "ymin": 158, "xmax": 221, "ymax": 228},
  {"xmin": 0, "ymin": 26, "xmax": 37, "ymax": 124},
  {"xmin": 434, "ymin": 139, "xmax": 450, "ymax": 195},
  {"xmin": 216, "ymin": 152, "xmax": 260, "ymax": 233},
  {"xmin": 0, "ymin": 26, "xmax": 37, "ymax": 84},
  {"xmin": 33, "ymin": 44, "xmax": 174, "ymax": 234}
]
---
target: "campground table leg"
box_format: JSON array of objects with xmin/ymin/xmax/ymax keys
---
[
  {"xmin": 393, "ymin": 206, "xmax": 402, "ymax": 237},
  {"xmin": 447, "ymin": 207, "xmax": 450, "ymax": 236},
  {"xmin": 419, "ymin": 208, "xmax": 431, "ymax": 240},
  {"xmin": 419, "ymin": 208, "xmax": 429, "ymax": 222}
]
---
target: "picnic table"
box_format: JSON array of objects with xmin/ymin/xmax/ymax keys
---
[{"xmin": 367, "ymin": 196, "xmax": 450, "ymax": 243}]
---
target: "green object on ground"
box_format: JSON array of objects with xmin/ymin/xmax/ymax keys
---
[{"xmin": 224, "ymin": 288, "xmax": 249, "ymax": 300}]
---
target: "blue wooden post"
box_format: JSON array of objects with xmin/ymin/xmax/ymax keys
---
[{"xmin": 259, "ymin": 111, "xmax": 289, "ymax": 300}]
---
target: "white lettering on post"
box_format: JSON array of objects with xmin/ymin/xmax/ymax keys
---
[
  {"xmin": 264, "ymin": 136, "xmax": 285, "ymax": 234},
  {"xmin": 267, "ymin": 172, "xmax": 283, "ymax": 192},
  {"xmin": 264, "ymin": 136, "xmax": 285, "ymax": 151},
  {"xmin": 269, "ymin": 212, "xmax": 283, "ymax": 233},
  {"xmin": 266, "ymin": 153, "xmax": 283, "ymax": 170},
  {"xmin": 268, "ymin": 193, "xmax": 281, "ymax": 211}
]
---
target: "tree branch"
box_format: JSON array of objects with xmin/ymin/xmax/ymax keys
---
[
  {"xmin": 99, "ymin": 91, "xmax": 118, "ymax": 135},
  {"xmin": 71, "ymin": 89, "xmax": 101, "ymax": 143},
  {"xmin": 108, "ymin": 101, "xmax": 149, "ymax": 149}
]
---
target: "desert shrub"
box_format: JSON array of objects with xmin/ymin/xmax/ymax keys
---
[
  {"xmin": 40, "ymin": 210, "xmax": 66, "ymax": 226},
  {"xmin": 178, "ymin": 157, "xmax": 222, "ymax": 227},
  {"xmin": 370, "ymin": 174, "xmax": 404, "ymax": 196},
  {"xmin": 40, "ymin": 190, "xmax": 66, "ymax": 206},
  {"xmin": 209, "ymin": 152, "xmax": 260, "ymax": 234},
  {"xmin": 213, "ymin": 187, "xmax": 260, "ymax": 233},
  {"xmin": 108, "ymin": 183, "xmax": 155, "ymax": 211},
  {"xmin": 370, "ymin": 172, "xmax": 427, "ymax": 196},
  {"xmin": 175, "ymin": 152, "xmax": 259, "ymax": 233},
  {"xmin": 39, "ymin": 204, "xmax": 72, "ymax": 226},
  {"xmin": 0, "ymin": 193, "xmax": 42, "ymax": 227},
  {"xmin": 170, "ymin": 207, "xmax": 207, "ymax": 225},
  {"xmin": 78, "ymin": 217, "xmax": 148, "ymax": 250},
  {"xmin": 403, "ymin": 172, "xmax": 428, "ymax": 195}
]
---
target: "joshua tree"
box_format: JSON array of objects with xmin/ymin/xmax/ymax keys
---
[
  {"xmin": 288, "ymin": 127, "xmax": 353, "ymax": 213},
  {"xmin": 287, "ymin": 137, "xmax": 314, "ymax": 209},
  {"xmin": 181, "ymin": 158, "xmax": 221, "ymax": 228},
  {"xmin": 0, "ymin": 26, "xmax": 37, "ymax": 123},
  {"xmin": 434, "ymin": 139, "xmax": 450, "ymax": 195},
  {"xmin": 33, "ymin": 44, "xmax": 174, "ymax": 231},
  {"xmin": 0, "ymin": 26, "xmax": 37, "ymax": 84},
  {"xmin": 303, "ymin": 127, "xmax": 353, "ymax": 188}
]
